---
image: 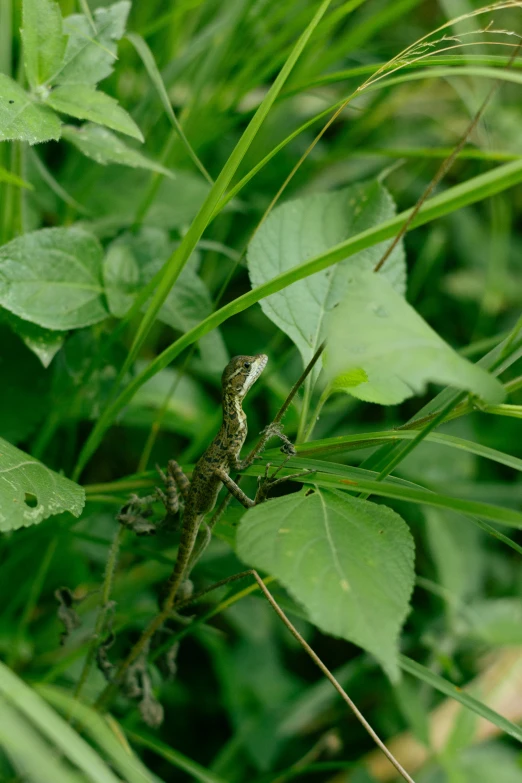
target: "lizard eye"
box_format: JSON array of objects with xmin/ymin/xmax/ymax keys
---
[{"xmin": 243, "ymin": 361, "xmax": 251, "ymax": 370}]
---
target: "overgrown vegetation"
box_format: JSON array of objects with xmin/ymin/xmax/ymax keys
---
[{"xmin": 0, "ymin": 0, "xmax": 521, "ymax": 781}]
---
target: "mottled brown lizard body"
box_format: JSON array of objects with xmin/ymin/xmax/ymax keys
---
[{"xmin": 165, "ymin": 354, "xmax": 268, "ymax": 598}]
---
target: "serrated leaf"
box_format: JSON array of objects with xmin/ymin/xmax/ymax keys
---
[
  {"xmin": 0, "ymin": 227, "xmax": 109, "ymax": 330},
  {"xmin": 46, "ymin": 85, "xmax": 143, "ymax": 141},
  {"xmin": 62, "ymin": 123, "xmax": 173, "ymax": 175},
  {"xmin": 247, "ymin": 181, "xmax": 406, "ymax": 370},
  {"xmin": 324, "ymin": 270, "xmax": 505, "ymax": 404},
  {"xmin": 21, "ymin": 0, "xmax": 66, "ymax": 88},
  {"xmin": 56, "ymin": 1, "xmax": 130, "ymax": 87},
  {"xmin": 0, "ymin": 437, "xmax": 84, "ymax": 530},
  {"xmin": 237, "ymin": 488, "xmax": 415, "ymax": 680},
  {"xmin": 0, "ymin": 74, "xmax": 61, "ymax": 145}
]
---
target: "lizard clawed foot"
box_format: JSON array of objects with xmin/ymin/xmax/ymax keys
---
[
  {"xmin": 117, "ymin": 494, "xmax": 157, "ymax": 536},
  {"xmin": 255, "ymin": 464, "xmax": 316, "ymax": 504},
  {"xmin": 261, "ymin": 422, "xmax": 297, "ymax": 457}
]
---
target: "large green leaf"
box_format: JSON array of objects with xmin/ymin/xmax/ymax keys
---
[
  {"xmin": 0, "ymin": 74, "xmax": 61, "ymax": 144},
  {"xmin": 324, "ymin": 270, "xmax": 504, "ymax": 404},
  {"xmin": 21, "ymin": 0, "xmax": 65, "ymax": 89},
  {"xmin": 0, "ymin": 437, "xmax": 84, "ymax": 531},
  {"xmin": 237, "ymin": 488, "xmax": 415, "ymax": 680},
  {"xmin": 46, "ymin": 85, "xmax": 143, "ymax": 141},
  {"xmin": 247, "ymin": 181, "xmax": 405, "ymax": 368},
  {"xmin": 62, "ymin": 123, "xmax": 173, "ymax": 175},
  {"xmin": 56, "ymin": 1, "xmax": 130, "ymax": 86},
  {"xmin": 0, "ymin": 227, "xmax": 109, "ymax": 330}
]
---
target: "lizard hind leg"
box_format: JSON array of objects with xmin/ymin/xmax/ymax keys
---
[
  {"xmin": 167, "ymin": 459, "xmax": 191, "ymax": 500},
  {"xmin": 156, "ymin": 465, "xmax": 180, "ymax": 515}
]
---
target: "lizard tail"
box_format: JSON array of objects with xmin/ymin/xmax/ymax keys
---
[{"xmin": 164, "ymin": 511, "xmax": 200, "ymax": 606}]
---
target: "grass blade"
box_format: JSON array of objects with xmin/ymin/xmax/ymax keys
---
[{"xmin": 399, "ymin": 654, "xmax": 522, "ymax": 744}]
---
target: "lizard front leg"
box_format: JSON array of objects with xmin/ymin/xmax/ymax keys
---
[
  {"xmin": 213, "ymin": 468, "xmax": 255, "ymax": 508},
  {"xmin": 231, "ymin": 425, "xmax": 296, "ymax": 473}
]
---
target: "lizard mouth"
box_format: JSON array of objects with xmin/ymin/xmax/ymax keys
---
[{"xmin": 242, "ymin": 353, "xmax": 268, "ymax": 393}]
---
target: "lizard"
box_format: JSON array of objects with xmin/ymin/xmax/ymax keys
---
[{"xmin": 159, "ymin": 353, "xmax": 299, "ymax": 603}]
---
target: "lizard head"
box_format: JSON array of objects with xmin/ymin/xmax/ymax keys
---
[{"xmin": 221, "ymin": 354, "xmax": 268, "ymax": 399}]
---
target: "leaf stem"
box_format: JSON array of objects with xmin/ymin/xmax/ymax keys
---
[
  {"xmin": 72, "ymin": 526, "xmax": 125, "ymax": 709},
  {"xmin": 252, "ymin": 571, "xmax": 416, "ymax": 783}
]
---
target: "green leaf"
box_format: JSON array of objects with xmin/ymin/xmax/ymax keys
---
[
  {"xmin": 77, "ymin": 168, "xmax": 211, "ymax": 236},
  {"xmin": 128, "ymin": 729, "xmax": 229, "ymax": 783},
  {"xmin": 56, "ymin": 1, "xmax": 130, "ymax": 87},
  {"xmin": 0, "ymin": 165, "xmax": 33, "ymax": 189},
  {"xmin": 126, "ymin": 31, "xmax": 212, "ymax": 184},
  {"xmin": 122, "ymin": 363, "xmax": 214, "ymax": 436},
  {"xmin": 0, "ymin": 227, "xmax": 109, "ymax": 330},
  {"xmin": 46, "ymin": 85, "xmax": 143, "ymax": 141},
  {"xmin": 21, "ymin": 0, "xmax": 66, "ymax": 89},
  {"xmin": 36, "ymin": 685, "xmax": 157, "ymax": 783},
  {"xmin": 248, "ymin": 181, "xmax": 405, "ymax": 369},
  {"xmin": 0, "ymin": 661, "xmax": 120, "ymax": 782},
  {"xmin": 0, "ymin": 436, "xmax": 84, "ymax": 531},
  {"xmin": 324, "ymin": 270, "xmax": 504, "ymax": 404},
  {"xmin": 465, "ymin": 599, "xmax": 522, "ymax": 645},
  {"xmin": 6, "ymin": 314, "xmax": 65, "ymax": 368},
  {"xmin": 0, "ymin": 74, "xmax": 61, "ymax": 145},
  {"xmin": 392, "ymin": 675, "xmax": 430, "ymax": 747},
  {"xmin": 425, "ymin": 508, "xmax": 484, "ymax": 610},
  {"xmin": 451, "ymin": 745, "xmax": 522, "ymax": 783},
  {"xmin": 0, "ymin": 698, "xmax": 85, "ymax": 783},
  {"xmin": 62, "ymin": 123, "xmax": 173, "ymax": 175},
  {"xmin": 103, "ymin": 228, "xmax": 228, "ymax": 370},
  {"xmin": 237, "ymin": 488, "xmax": 415, "ymax": 681}
]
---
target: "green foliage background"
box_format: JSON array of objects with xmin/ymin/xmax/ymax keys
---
[{"xmin": 0, "ymin": 0, "xmax": 521, "ymax": 781}]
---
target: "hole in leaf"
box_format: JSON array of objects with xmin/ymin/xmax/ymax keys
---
[
  {"xmin": 305, "ymin": 488, "xmax": 315, "ymax": 497},
  {"xmin": 24, "ymin": 493, "xmax": 38, "ymax": 508}
]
